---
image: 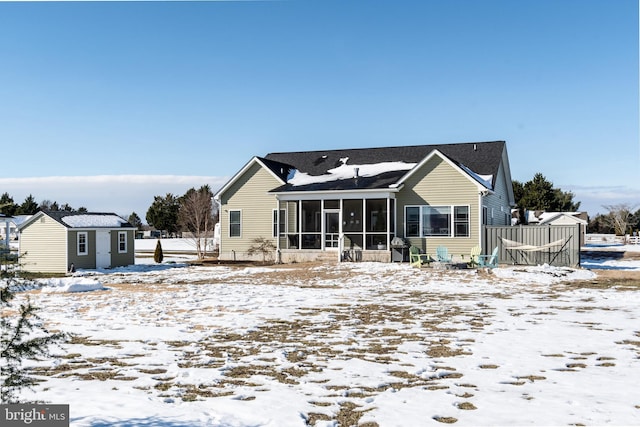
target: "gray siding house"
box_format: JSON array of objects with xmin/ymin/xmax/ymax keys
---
[
  {"xmin": 214, "ymin": 141, "xmax": 515, "ymax": 263},
  {"xmin": 18, "ymin": 211, "xmax": 136, "ymax": 274}
]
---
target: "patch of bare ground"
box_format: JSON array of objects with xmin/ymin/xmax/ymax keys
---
[
  {"xmin": 433, "ymin": 415, "xmax": 458, "ymax": 424},
  {"xmin": 304, "ymin": 401, "xmax": 377, "ymax": 427},
  {"xmin": 565, "ymin": 268, "xmax": 640, "ymax": 291}
]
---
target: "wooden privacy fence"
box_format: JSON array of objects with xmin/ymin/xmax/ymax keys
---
[{"xmin": 484, "ymin": 225, "xmax": 581, "ymax": 268}]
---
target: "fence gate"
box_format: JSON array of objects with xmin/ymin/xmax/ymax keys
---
[{"xmin": 483, "ymin": 225, "xmax": 581, "ymax": 268}]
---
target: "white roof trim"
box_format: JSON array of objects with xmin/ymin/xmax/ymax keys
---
[
  {"xmin": 395, "ymin": 149, "xmax": 492, "ymax": 191},
  {"xmin": 537, "ymin": 212, "xmax": 588, "ymax": 225},
  {"xmin": 17, "ymin": 211, "xmax": 46, "ymax": 231},
  {"xmin": 213, "ymin": 157, "xmax": 287, "ymax": 201},
  {"xmin": 274, "ymin": 188, "xmax": 399, "ymax": 201}
]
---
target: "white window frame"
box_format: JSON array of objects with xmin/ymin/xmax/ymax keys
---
[
  {"xmin": 273, "ymin": 209, "xmax": 286, "ymax": 237},
  {"xmin": 405, "ymin": 205, "xmax": 470, "ymax": 238},
  {"xmin": 229, "ymin": 210, "xmax": 241, "ymax": 237},
  {"xmin": 77, "ymin": 232, "xmax": 88, "ymax": 256},
  {"xmin": 118, "ymin": 231, "xmax": 127, "ymax": 253}
]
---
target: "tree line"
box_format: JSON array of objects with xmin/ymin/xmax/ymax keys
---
[
  {"xmin": 513, "ymin": 173, "xmax": 639, "ymax": 235},
  {"xmin": 2, "ymin": 174, "xmax": 638, "ymax": 237}
]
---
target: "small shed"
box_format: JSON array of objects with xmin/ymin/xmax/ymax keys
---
[
  {"xmin": 536, "ymin": 212, "xmax": 588, "ymax": 246},
  {"xmin": 18, "ymin": 210, "xmax": 136, "ymax": 274}
]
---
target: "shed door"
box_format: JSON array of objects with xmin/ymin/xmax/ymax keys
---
[{"xmin": 96, "ymin": 231, "xmax": 111, "ymax": 269}]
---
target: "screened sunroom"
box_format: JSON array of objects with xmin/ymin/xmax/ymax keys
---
[{"xmin": 274, "ymin": 193, "xmax": 396, "ymax": 262}]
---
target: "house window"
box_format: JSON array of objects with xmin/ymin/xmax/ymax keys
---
[
  {"xmin": 77, "ymin": 232, "xmax": 88, "ymax": 256},
  {"xmin": 118, "ymin": 231, "xmax": 127, "ymax": 253},
  {"xmin": 406, "ymin": 207, "xmax": 420, "ymax": 237},
  {"xmin": 423, "ymin": 206, "xmax": 450, "ymax": 236},
  {"xmin": 273, "ymin": 209, "xmax": 286, "ymax": 237},
  {"xmin": 454, "ymin": 206, "xmax": 470, "ymax": 237},
  {"xmin": 229, "ymin": 210, "xmax": 241, "ymax": 237},
  {"xmin": 405, "ymin": 205, "xmax": 470, "ymax": 238}
]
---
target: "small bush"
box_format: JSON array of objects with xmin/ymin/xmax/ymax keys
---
[{"xmin": 154, "ymin": 239, "xmax": 164, "ymax": 264}]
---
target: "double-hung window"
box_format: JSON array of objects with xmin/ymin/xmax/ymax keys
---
[
  {"xmin": 77, "ymin": 232, "xmax": 88, "ymax": 256},
  {"xmin": 273, "ymin": 209, "xmax": 286, "ymax": 237},
  {"xmin": 454, "ymin": 206, "xmax": 469, "ymax": 237},
  {"xmin": 118, "ymin": 232, "xmax": 127, "ymax": 253},
  {"xmin": 229, "ymin": 210, "xmax": 241, "ymax": 237},
  {"xmin": 406, "ymin": 205, "xmax": 470, "ymax": 238}
]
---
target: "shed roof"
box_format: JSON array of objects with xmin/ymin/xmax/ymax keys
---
[{"xmin": 20, "ymin": 211, "xmax": 134, "ymax": 230}]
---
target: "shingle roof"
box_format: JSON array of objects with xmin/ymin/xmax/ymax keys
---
[
  {"xmin": 264, "ymin": 141, "xmax": 506, "ymax": 192},
  {"xmin": 42, "ymin": 211, "xmax": 134, "ymax": 229}
]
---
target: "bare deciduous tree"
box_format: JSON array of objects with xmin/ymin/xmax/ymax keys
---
[
  {"xmin": 602, "ymin": 203, "xmax": 637, "ymax": 237},
  {"xmin": 179, "ymin": 186, "xmax": 216, "ymax": 260}
]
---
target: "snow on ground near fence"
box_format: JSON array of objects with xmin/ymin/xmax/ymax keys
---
[{"xmin": 5, "ymin": 243, "xmax": 640, "ymax": 426}]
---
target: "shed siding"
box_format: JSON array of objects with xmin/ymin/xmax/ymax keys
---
[
  {"xmin": 396, "ymin": 156, "xmax": 480, "ymax": 258},
  {"xmin": 67, "ymin": 230, "xmax": 96, "ymax": 270},
  {"xmin": 218, "ymin": 162, "xmax": 281, "ymax": 260},
  {"xmin": 111, "ymin": 230, "xmax": 135, "ymax": 267},
  {"xmin": 19, "ymin": 215, "xmax": 68, "ymax": 273}
]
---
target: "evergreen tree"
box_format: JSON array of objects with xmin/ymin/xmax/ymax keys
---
[
  {"xmin": 514, "ymin": 173, "xmax": 580, "ymax": 212},
  {"xmin": 630, "ymin": 208, "xmax": 640, "ymax": 234},
  {"xmin": 128, "ymin": 212, "xmax": 143, "ymax": 229},
  {"xmin": 0, "ymin": 193, "xmax": 17, "ymax": 216},
  {"xmin": 587, "ymin": 214, "xmax": 607, "ymax": 234},
  {"xmin": 17, "ymin": 195, "xmax": 39, "ymax": 215},
  {"xmin": 1, "ymin": 264, "xmax": 66, "ymax": 403},
  {"xmin": 153, "ymin": 239, "xmax": 164, "ymax": 264},
  {"xmin": 146, "ymin": 194, "xmax": 180, "ymax": 237}
]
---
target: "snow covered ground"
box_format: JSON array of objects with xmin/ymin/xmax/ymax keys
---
[{"xmin": 5, "ymin": 240, "xmax": 640, "ymax": 426}]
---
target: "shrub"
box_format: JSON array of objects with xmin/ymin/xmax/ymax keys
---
[{"xmin": 154, "ymin": 239, "xmax": 164, "ymax": 264}]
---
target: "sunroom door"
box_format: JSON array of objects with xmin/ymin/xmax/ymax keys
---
[{"xmin": 324, "ymin": 211, "xmax": 340, "ymax": 249}]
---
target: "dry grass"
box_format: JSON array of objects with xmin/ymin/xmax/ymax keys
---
[{"xmin": 24, "ymin": 259, "xmax": 639, "ymax": 426}]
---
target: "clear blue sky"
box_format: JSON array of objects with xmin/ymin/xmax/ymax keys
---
[{"xmin": 0, "ymin": 0, "xmax": 638, "ymax": 217}]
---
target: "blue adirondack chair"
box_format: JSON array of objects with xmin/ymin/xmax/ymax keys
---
[
  {"xmin": 477, "ymin": 246, "xmax": 499, "ymax": 268},
  {"xmin": 435, "ymin": 246, "xmax": 453, "ymax": 263}
]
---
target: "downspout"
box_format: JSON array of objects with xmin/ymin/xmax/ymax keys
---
[
  {"xmin": 275, "ymin": 195, "xmax": 281, "ymax": 264},
  {"xmin": 338, "ymin": 199, "xmax": 343, "ymax": 263},
  {"xmin": 479, "ymin": 190, "xmax": 486, "ymax": 251},
  {"xmin": 386, "ymin": 197, "xmax": 391, "ymax": 258}
]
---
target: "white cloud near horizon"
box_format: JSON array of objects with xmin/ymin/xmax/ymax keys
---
[
  {"xmin": 0, "ymin": 175, "xmax": 230, "ymax": 220},
  {"xmin": 562, "ymin": 184, "xmax": 640, "ymax": 216}
]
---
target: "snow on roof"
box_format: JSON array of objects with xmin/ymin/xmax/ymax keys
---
[
  {"xmin": 527, "ymin": 211, "xmax": 587, "ymax": 224},
  {"xmin": 458, "ymin": 163, "xmax": 493, "ymax": 189},
  {"xmin": 61, "ymin": 214, "xmax": 127, "ymax": 228},
  {"xmin": 288, "ymin": 159, "xmax": 417, "ymax": 186}
]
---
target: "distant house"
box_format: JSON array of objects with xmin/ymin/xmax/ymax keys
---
[
  {"xmin": 1, "ymin": 214, "xmax": 31, "ymax": 244},
  {"xmin": 213, "ymin": 141, "xmax": 515, "ymax": 263},
  {"xmin": 18, "ymin": 211, "xmax": 136, "ymax": 274},
  {"xmin": 532, "ymin": 211, "xmax": 588, "ymax": 246}
]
